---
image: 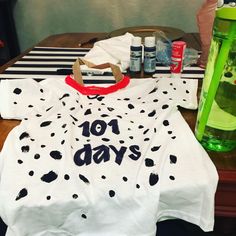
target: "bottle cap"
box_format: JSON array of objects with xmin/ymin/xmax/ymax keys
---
[
  {"xmin": 144, "ymin": 36, "xmax": 155, "ymax": 47},
  {"xmin": 131, "ymin": 36, "xmax": 142, "ymax": 47}
]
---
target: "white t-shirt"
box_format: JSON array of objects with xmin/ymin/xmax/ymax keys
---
[{"xmin": 0, "ymin": 77, "xmax": 218, "ymax": 236}]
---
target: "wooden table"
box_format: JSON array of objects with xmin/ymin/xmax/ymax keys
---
[{"xmin": 0, "ymin": 32, "xmax": 236, "ymax": 232}]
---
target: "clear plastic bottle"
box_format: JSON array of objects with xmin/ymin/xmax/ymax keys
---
[
  {"xmin": 195, "ymin": 3, "xmax": 236, "ymax": 152},
  {"xmin": 129, "ymin": 36, "xmax": 142, "ymax": 73},
  {"xmin": 144, "ymin": 36, "xmax": 156, "ymax": 74}
]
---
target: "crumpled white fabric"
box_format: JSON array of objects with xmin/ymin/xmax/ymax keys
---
[{"xmin": 84, "ymin": 33, "xmax": 134, "ymax": 71}]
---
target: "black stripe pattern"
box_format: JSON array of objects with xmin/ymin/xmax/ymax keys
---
[{"xmin": 0, "ymin": 47, "xmax": 205, "ymax": 83}]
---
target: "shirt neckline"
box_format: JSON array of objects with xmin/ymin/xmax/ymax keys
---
[{"xmin": 65, "ymin": 75, "xmax": 130, "ymax": 95}]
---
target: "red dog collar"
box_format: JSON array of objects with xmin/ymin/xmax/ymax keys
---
[{"xmin": 65, "ymin": 75, "xmax": 130, "ymax": 95}]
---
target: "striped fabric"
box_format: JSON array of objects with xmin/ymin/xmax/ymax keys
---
[{"xmin": 0, "ymin": 47, "xmax": 205, "ymax": 83}]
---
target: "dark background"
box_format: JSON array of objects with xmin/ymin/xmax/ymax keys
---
[{"xmin": 0, "ymin": 0, "xmax": 19, "ymax": 65}]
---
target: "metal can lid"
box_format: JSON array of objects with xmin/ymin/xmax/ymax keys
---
[{"xmin": 172, "ymin": 41, "xmax": 187, "ymax": 46}]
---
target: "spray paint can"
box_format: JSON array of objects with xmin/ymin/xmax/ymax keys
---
[{"xmin": 170, "ymin": 41, "xmax": 186, "ymax": 78}]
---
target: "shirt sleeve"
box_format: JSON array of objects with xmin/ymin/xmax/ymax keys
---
[
  {"xmin": 156, "ymin": 78, "xmax": 199, "ymax": 110},
  {"xmin": 0, "ymin": 79, "xmax": 59, "ymax": 120}
]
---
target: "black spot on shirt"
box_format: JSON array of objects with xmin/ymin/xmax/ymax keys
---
[
  {"xmin": 145, "ymin": 158, "xmax": 154, "ymax": 167},
  {"xmin": 102, "ymin": 138, "xmax": 110, "ymax": 142},
  {"xmin": 19, "ymin": 132, "xmax": 30, "ymax": 140},
  {"xmin": 149, "ymin": 87, "xmax": 157, "ymax": 94},
  {"xmin": 162, "ymin": 104, "xmax": 169, "ymax": 110},
  {"xmin": 148, "ymin": 110, "xmax": 156, "ymax": 117},
  {"xmin": 143, "ymin": 129, "xmax": 149, "ymax": 135},
  {"xmin": 151, "ymin": 146, "xmax": 161, "ymax": 152},
  {"xmin": 64, "ymin": 174, "xmax": 70, "ymax": 180},
  {"xmin": 41, "ymin": 171, "xmax": 58, "ymax": 183},
  {"xmin": 169, "ymin": 175, "xmax": 175, "ymax": 180},
  {"xmin": 50, "ymin": 151, "xmax": 62, "ymax": 160},
  {"xmin": 59, "ymin": 93, "xmax": 70, "ymax": 100},
  {"xmin": 15, "ymin": 188, "xmax": 28, "ymax": 201},
  {"xmin": 40, "ymin": 121, "xmax": 52, "ymax": 127},
  {"xmin": 13, "ymin": 88, "xmax": 22, "ymax": 95},
  {"xmin": 109, "ymin": 190, "xmax": 115, "ymax": 197},
  {"xmin": 84, "ymin": 109, "xmax": 92, "ymax": 115},
  {"xmin": 81, "ymin": 214, "xmax": 87, "ymax": 219},
  {"xmin": 46, "ymin": 106, "xmax": 53, "ymax": 112},
  {"xmin": 123, "ymin": 176, "xmax": 128, "ymax": 182},
  {"xmin": 34, "ymin": 154, "xmax": 40, "ymax": 159},
  {"xmin": 128, "ymin": 104, "xmax": 134, "ymax": 109},
  {"xmin": 149, "ymin": 173, "xmax": 159, "ymax": 186},
  {"xmin": 70, "ymin": 115, "xmax": 78, "ymax": 122},
  {"xmin": 163, "ymin": 120, "xmax": 169, "ymax": 126},
  {"xmin": 107, "ymin": 107, "xmax": 114, "ymax": 111},
  {"xmin": 21, "ymin": 146, "xmax": 30, "ymax": 153},
  {"xmin": 101, "ymin": 114, "xmax": 109, "ymax": 117},
  {"xmin": 170, "ymin": 155, "xmax": 177, "ymax": 164},
  {"xmin": 79, "ymin": 174, "xmax": 90, "ymax": 184}
]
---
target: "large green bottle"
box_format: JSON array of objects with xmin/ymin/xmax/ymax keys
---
[{"xmin": 195, "ymin": 2, "xmax": 236, "ymax": 152}]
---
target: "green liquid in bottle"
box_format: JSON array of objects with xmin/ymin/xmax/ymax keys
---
[
  {"xmin": 200, "ymin": 126, "xmax": 236, "ymax": 152},
  {"xmin": 195, "ymin": 10, "xmax": 236, "ymax": 152}
]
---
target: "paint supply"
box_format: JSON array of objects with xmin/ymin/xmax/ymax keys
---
[
  {"xmin": 144, "ymin": 36, "xmax": 156, "ymax": 74},
  {"xmin": 170, "ymin": 41, "xmax": 186, "ymax": 78},
  {"xmin": 129, "ymin": 36, "xmax": 142, "ymax": 73},
  {"xmin": 195, "ymin": 2, "xmax": 236, "ymax": 152}
]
